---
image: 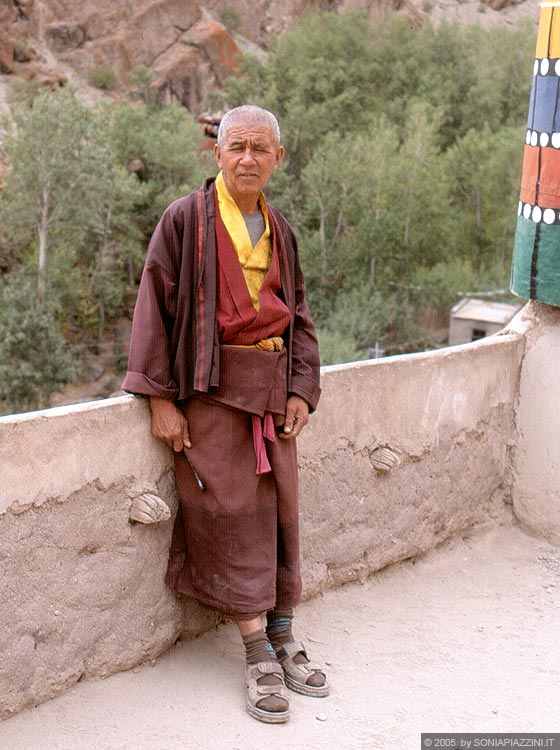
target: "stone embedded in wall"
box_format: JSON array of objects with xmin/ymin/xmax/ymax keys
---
[
  {"xmin": 129, "ymin": 491, "xmax": 171, "ymax": 524},
  {"xmin": 369, "ymin": 446, "xmax": 400, "ymax": 473}
]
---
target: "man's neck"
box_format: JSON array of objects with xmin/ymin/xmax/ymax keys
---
[{"xmin": 234, "ymin": 197, "xmax": 260, "ymax": 214}]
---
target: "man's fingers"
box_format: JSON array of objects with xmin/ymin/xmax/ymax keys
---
[
  {"xmin": 149, "ymin": 397, "xmax": 192, "ymax": 451},
  {"xmin": 291, "ymin": 416, "xmax": 305, "ymax": 437},
  {"xmin": 283, "ymin": 406, "xmax": 297, "ymax": 434},
  {"xmin": 281, "ymin": 395, "xmax": 309, "ymax": 439},
  {"xmin": 183, "ymin": 419, "xmax": 192, "ymax": 449},
  {"xmin": 171, "ymin": 434, "xmax": 184, "ymax": 452}
]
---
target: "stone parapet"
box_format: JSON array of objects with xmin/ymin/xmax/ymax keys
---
[{"xmin": 0, "ymin": 332, "xmax": 525, "ymax": 719}]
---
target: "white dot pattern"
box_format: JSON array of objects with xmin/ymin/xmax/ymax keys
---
[
  {"xmin": 525, "ymin": 130, "xmax": 560, "ymax": 149},
  {"xmin": 519, "ymin": 202, "xmax": 560, "ymax": 225}
]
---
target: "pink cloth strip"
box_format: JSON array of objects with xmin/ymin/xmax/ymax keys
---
[{"xmin": 252, "ymin": 412, "xmax": 276, "ymax": 475}]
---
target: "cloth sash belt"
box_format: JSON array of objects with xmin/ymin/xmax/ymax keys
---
[
  {"xmin": 199, "ymin": 344, "xmax": 288, "ymax": 475},
  {"xmin": 235, "ymin": 336, "xmax": 284, "ymax": 352}
]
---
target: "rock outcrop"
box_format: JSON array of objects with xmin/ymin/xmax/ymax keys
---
[
  {"xmin": 1, "ymin": 0, "xmax": 241, "ymax": 110},
  {"xmin": 0, "ymin": 0, "xmax": 538, "ymax": 113}
]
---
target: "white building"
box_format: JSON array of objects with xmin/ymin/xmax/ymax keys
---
[{"xmin": 448, "ymin": 298, "xmax": 522, "ymax": 346}]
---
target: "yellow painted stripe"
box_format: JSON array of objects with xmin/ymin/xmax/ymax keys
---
[
  {"xmin": 550, "ymin": 9, "xmax": 560, "ymax": 56},
  {"xmin": 537, "ymin": 7, "xmax": 554, "ymax": 58}
]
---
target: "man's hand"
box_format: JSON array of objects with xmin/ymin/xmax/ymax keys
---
[
  {"xmin": 280, "ymin": 395, "xmax": 309, "ymax": 440},
  {"xmin": 149, "ymin": 396, "xmax": 191, "ymax": 451}
]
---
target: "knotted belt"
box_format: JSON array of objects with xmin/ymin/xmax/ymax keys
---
[
  {"xmin": 236, "ymin": 337, "xmax": 284, "ymax": 474},
  {"xmin": 200, "ymin": 342, "xmax": 287, "ymax": 476},
  {"xmin": 235, "ymin": 336, "xmax": 284, "ymax": 352}
]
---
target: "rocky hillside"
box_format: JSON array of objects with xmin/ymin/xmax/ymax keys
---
[{"xmin": 0, "ymin": 0, "xmax": 539, "ymax": 116}]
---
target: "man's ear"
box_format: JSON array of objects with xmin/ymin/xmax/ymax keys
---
[
  {"xmin": 214, "ymin": 143, "xmax": 222, "ymax": 168},
  {"xmin": 275, "ymin": 146, "xmax": 285, "ymax": 168}
]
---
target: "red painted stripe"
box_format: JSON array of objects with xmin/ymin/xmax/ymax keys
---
[{"xmin": 521, "ymin": 144, "xmax": 560, "ymax": 207}]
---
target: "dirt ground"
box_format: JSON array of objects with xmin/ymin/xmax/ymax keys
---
[{"xmin": 2, "ymin": 520, "xmax": 558, "ymax": 750}]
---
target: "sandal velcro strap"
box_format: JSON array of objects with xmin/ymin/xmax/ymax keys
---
[
  {"xmin": 254, "ymin": 661, "xmax": 284, "ymax": 676},
  {"xmin": 302, "ymin": 662, "xmax": 323, "ymax": 673},
  {"xmin": 257, "ymin": 684, "xmax": 285, "ymax": 696},
  {"xmin": 272, "ymin": 640, "xmax": 331, "ymax": 698},
  {"xmin": 275, "ymin": 640, "xmax": 307, "ymax": 661}
]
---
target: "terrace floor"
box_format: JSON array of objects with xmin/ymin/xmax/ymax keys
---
[{"xmin": 2, "ymin": 520, "xmax": 558, "ymax": 750}]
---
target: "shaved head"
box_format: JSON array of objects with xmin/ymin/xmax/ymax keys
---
[{"xmin": 217, "ymin": 105, "xmax": 281, "ymax": 148}]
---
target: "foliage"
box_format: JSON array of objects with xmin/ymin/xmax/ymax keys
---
[
  {"xmin": 411, "ymin": 258, "xmax": 477, "ymax": 319},
  {"xmin": 0, "ymin": 11, "xmax": 537, "ymax": 412},
  {"xmin": 110, "ymin": 101, "xmax": 206, "ymax": 231},
  {"xmin": 219, "ymin": 7, "xmax": 241, "ymax": 32},
  {"xmin": 127, "ymin": 66, "xmax": 157, "ymax": 105},
  {"xmin": 0, "ymin": 86, "xmax": 205, "ymax": 412},
  {"xmin": 1, "ymin": 88, "xmax": 97, "ymax": 311},
  {"xmin": 90, "ymin": 66, "xmax": 118, "ymax": 91},
  {"xmin": 220, "ymin": 11, "xmax": 534, "ymax": 358},
  {"xmin": 0, "ymin": 274, "xmax": 75, "ymax": 415},
  {"xmin": 324, "ymin": 285, "xmax": 394, "ymax": 353},
  {"xmin": 316, "ymin": 328, "xmax": 361, "ymax": 366}
]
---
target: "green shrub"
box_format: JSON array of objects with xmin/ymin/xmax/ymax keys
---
[
  {"xmin": 219, "ymin": 7, "xmax": 241, "ymax": 32},
  {"xmin": 90, "ymin": 67, "xmax": 118, "ymax": 91}
]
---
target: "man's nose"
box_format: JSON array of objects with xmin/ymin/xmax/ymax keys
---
[{"xmin": 240, "ymin": 147, "xmax": 256, "ymax": 163}]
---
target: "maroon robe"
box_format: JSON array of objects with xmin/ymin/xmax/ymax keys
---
[{"xmin": 122, "ymin": 178, "xmax": 321, "ymax": 619}]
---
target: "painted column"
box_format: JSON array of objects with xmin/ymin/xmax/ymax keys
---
[
  {"xmin": 510, "ymin": 3, "xmax": 560, "ymax": 543},
  {"xmin": 511, "ymin": 2, "xmax": 560, "ymax": 305}
]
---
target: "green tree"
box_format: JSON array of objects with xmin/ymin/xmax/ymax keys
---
[
  {"xmin": 110, "ymin": 102, "xmax": 206, "ymax": 234},
  {"xmin": 316, "ymin": 327, "xmax": 361, "ymax": 366},
  {"xmin": 1, "ymin": 88, "xmax": 95, "ymax": 312},
  {"xmin": 297, "ymin": 122, "xmax": 400, "ymax": 312},
  {"xmin": 445, "ymin": 124, "xmax": 523, "ymax": 271},
  {"xmin": 0, "ymin": 274, "xmax": 75, "ymax": 415}
]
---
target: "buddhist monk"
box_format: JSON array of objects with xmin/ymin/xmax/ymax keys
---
[{"xmin": 123, "ymin": 105, "xmax": 329, "ymax": 723}]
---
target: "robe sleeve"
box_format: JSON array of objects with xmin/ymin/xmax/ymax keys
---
[
  {"xmin": 121, "ymin": 206, "xmax": 182, "ymax": 400},
  {"xmin": 286, "ymin": 228, "xmax": 321, "ymax": 412}
]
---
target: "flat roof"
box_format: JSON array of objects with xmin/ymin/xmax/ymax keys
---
[
  {"xmin": 451, "ymin": 298, "xmax": 522, "ymax": 325},
  {"xmin": 1, "ymin": 523, "xmax": 557, "ymax": 748}
]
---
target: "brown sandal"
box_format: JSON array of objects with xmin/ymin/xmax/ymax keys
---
[
  {"xmin": 275, "ymin": 640, "xmax": 330, "ymax": 697},
  {"xmin": 245, "ymin": 661, "xmax": 290, "ymax": 723}
]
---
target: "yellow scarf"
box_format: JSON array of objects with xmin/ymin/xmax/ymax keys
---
[{"xmin": 215, "ymin": 170, "xmax": 272, "ymax": 311}]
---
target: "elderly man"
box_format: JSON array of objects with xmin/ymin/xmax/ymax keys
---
[{"xmin": 123, "ymin": 105, "xmax": 328, "ymax": 723}]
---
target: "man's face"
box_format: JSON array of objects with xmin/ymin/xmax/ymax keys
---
[{"xmin": 214, "ymin": 121, "xmax": 284, "ymax": 211}]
